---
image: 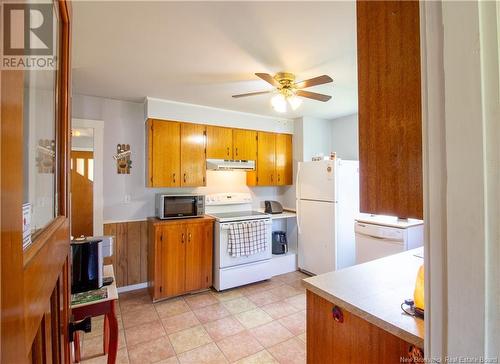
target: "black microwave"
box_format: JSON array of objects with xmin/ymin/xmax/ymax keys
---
[{"xmin": 155, "ymin": 194, "xmax": 205, "ymax": 220}]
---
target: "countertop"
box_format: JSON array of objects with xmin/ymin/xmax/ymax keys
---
[
  {"xmin": 302, "ymin": 248, "xmax": 424, "ymax": 348},
  {"xmin": 355, "ymin": 213, "xmax": 423, "ymax": 228},
  {"xmin": 258, "ymin": 208, "xmax": 297, "ymax": 220}
]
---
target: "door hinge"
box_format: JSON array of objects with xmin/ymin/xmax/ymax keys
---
[{"xmin": 256, "ymin": 135, "xmax": 258, "ymax": 141}]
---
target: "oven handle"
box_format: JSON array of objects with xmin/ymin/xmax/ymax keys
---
[{"xmin": 220, "ymin": 220, "xmax": 272, "ymax": 230}]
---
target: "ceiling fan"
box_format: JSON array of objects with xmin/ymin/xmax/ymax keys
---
[{"xmin": 232, "ymin": 72, "xmax": 333, "ymax": 113}]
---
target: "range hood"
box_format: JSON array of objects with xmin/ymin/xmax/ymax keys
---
[{"xmin": 206, "ymin": 159, "xmax": 255, "ymax": 171}]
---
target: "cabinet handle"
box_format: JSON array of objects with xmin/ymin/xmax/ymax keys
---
[
  {"xmin": 235, "ymin": 147, "xmax": 238, "ymax": 157},
  {"xmin": 183, "ymin": 173, "xmax": 187, "ymax": 183},
  {"xmin": 227, "ymin": 147, "xmax": 230, "ymax": 157},
  {"xmin": 271, "ymin": 174, "xmax": 274, "ymax": 183},
  {"xmin": 332, "ymin": 306, "xmax": 344, "ymax": 323},
  {"xmin": 172, "ymin": 173, "xmax": 176, "ymax": 183},
  {"xmin": 181, "ymin": 233, "xmax": 185, "ymax": 243},
  {"xmin": 278, "ymin": 174, "xmax": 281, "ymax": 183},
  {"xmin": 188, "ymin": 233, "xmax": 192, "ymax": 242}
]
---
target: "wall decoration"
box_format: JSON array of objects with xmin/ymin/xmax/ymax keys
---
[
  {"xmin": 36, "ymin": 139, "xmax": 56, "ymax": 173},
  {"xmin": 114, "ymin": 144, "xmax": 132, "ymax": 174}
]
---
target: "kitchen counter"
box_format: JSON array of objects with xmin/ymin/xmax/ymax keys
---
[
  {"xmin": 258, "ymin": 208, "xmax": 296, "ymax": 220},
  {"xmin": 356, "ymin": 213, "xmax": 423, "ymax": 228},
  {"xmin": 303, "ymin": 248, "xmax": 424, "ymax": 348}
]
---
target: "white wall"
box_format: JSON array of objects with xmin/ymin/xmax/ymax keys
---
[
  {"xmin": 72, "ymin": 94, "xmax": 292, "ymax": 223},
  {"xmin": 329, "ymin": 113, "xmax": 358, "ymax": 160},
  {"xmin": 301, "ymin": 116, "xmax": 333, "ymax": 161}
]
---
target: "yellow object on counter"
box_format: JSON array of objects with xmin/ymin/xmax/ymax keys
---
[{"xmin": 414, "ymin": 265, "xmax": 424, "ymax": 311}]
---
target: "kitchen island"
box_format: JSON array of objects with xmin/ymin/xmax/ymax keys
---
[{"xmin": 303, "ymin": 248, "xmax": 424, "ymax": 363}]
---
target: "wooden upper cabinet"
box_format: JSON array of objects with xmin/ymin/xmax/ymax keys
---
[
  {"xmin": 256, "ymin": 132, "xmax": 276, "ymax": 186},
  {"xmin": 147, "ymin": 119, "xmax": 180, "ymax": 187},
  {"xmin": 275, "ymin": 134, "xmax": 293, "ymax": 186},
  {"xmin": 233, "ymin": 129, "xmax": 257, "ymax": 161},
  {"xmin": 180, "ymin": 123, "xmax": 207, "ymax": 186},
  {"xmin": 357, "ymin": 1, "xmax": 423, "ymax": 219},
  {"xmin": 206, "ymin": 126, "xmax": 233, "ymax": 159}
]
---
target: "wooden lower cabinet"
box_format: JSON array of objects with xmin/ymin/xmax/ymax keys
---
[
  {"xmin": 148, "ymin": 217, "xmax": 214, "ymax": 301},
  {"xmin": 307, "ymin": 291, "xmax": 422, "ymax": 363}
]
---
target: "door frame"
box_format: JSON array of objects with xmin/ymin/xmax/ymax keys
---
[{"xmin": 72, "ymin": 118, "xmax": 104, "ymax": 236}]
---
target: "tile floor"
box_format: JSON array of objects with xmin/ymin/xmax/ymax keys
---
[{"xmin": 79, "ymin": 271, "xmax": 308, "ymax": 364}]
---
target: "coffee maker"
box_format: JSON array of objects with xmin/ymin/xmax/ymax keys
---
[{"xmin": 272, "ymin": 231, "xmax": 288, "ymax": 255}]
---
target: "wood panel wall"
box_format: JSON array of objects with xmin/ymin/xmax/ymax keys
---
[{"xmin": 103, "ymin": 221, "xmax": 148, "ymax": 287}]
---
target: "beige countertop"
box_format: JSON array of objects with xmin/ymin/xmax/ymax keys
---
[
  {"xmin": 355, "ymin": 213, "xmax": 424, "ymax": 228},
  {"xmin": 303, "ymin": 248, "xmax": 424, "ymax": 348}
]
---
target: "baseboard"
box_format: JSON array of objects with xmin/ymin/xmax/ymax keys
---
[{"xmin": 117, "ymin": 282, "xmax": 148, "ymax": 294}]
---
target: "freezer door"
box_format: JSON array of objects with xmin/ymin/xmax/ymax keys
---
[
  {"xmin": 297, "ymin": 160, "xmax": 335, "ymax": 202},
  {"xmin": 298, "ymin": 199, "xmax": 336, "ymax": 274}
]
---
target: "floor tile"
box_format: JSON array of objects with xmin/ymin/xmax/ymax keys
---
[
  {"xmin": 122, "ymin": 305, "xmax": 159, "ymax": 329},
  {"xmin": 297, "ymin": 333, "xmax": 306, "ymax": 343},
  {"xmin": 234, "ymin": 350, "xmax": 279, "ymax": 364},
  {"xmin": 210, "ymin": 289, "xmax": 243, "ymax": 302},
  {"xmin": 83, "ymin": 331, "xmax": 126, "ymax": 358},
  {"xmin": 284, "ymin": 294, "xmax": 306, "ymax": 311},
  {"xmin": 125, "ymin": 320, "xmax": 166, "ymax": 347},
  {"xmin": 246, "ymin": 290, "xmax": 281, "ymax": 307},
  {"xmin": 155, "ymin": 298, "xmax": 190, "ymax": 319},
  {"xmin": 274, "ymin": 271, "xmax": 308, "ymax": 284},
  {"xmin": 267, "ymin": 285, "xmax": 303, "ymax": 300},
  {"xmin": 249, "ymin": 321, "xmax": 294, "ymax": 348},
  {"xmin": 216, "ymin": 331, "xmax": 264, "ymax": 363},
  {"xmin": 261, "ymin": 301, "xmax": 300, "ymax": 320},
  {"xmin": 268, "ymin": 337, "xmax": 306, "ymax": 364},
  {"xmin": 192, "ymin": 302, "xmax": 230, "ymax": 324},
  {"xmin": 84, "ymin": 316, "xmax": 104, "ymax": 339},
  {"xmin": 287, "ymin": 280, "xmax": 307, "ymax": 293},
  {"xmin": 184, "ymin": 292, "xmax": 218, "ymax": 310},
  {"xmin": 80, "ymin": 348, "xmax": 130, "ymax": 364},
  {"xmin": 203, "ymin": 316, "xmax": 245, "ymax": 341},
  {"xmin": 221, "ymin": 297, "xmax": 257, "ymax": 314},
  {"xmin": 120, "ymin": 293, "xmax": 153, "ymax": 314},
  {"xmin": 162, "ymin": 311, "xmax": 200, "ymax": 334},
  {"xmin": 168, "ymin": 325, "xmax": 213, "ymax": 354},
  {"xmin": 177, "ymin": 342, "xmax": 227, "ymax": 364},
  {"xmin": 153, "ymin": 357, "xmax": 179, "ymax": 364},
  {"xmin": 234, "ymin": 308, "xmax": 273, "ymax": 329},
  {"xmin": 278, "ymin": 311, "xmax": 306, "ymax": 336},
  {"xmin": 240, "ymin": 280, "xmax": 283, "ymax": 296},
  {"xmin": 127, "ymin": 336, "xmax": 175, "ymax": 364}
]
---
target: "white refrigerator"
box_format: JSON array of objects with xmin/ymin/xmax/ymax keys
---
[{"xmin": 296, "ymin": 159, "xmax": 359, "ymax": 275}]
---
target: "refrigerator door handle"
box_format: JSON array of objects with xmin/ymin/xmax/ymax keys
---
[
  {"xmin": 296, "ymin": 199, "xmax": 302, "ymax": 234},
  {"xmin": 296, "ymin": 163, "xmax": 302, "ymax": 234}
]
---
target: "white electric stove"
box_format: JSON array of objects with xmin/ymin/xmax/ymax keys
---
[{"xmin": 206, "ymin": 193, "xmax": 272, "ymax": 291}]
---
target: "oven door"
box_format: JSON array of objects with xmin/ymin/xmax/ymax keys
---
[
  {"xmin": 217, "ymin": 219, "xmax": 272, "ymax": 269},
  {"xmin": 163, "ymin": 195, "xmax": 200, "ymax": 219}
]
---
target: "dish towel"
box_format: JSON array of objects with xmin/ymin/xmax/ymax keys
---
[{"xmin": 228, "ymin": 220, "xmax": 267, "ymax": 257}]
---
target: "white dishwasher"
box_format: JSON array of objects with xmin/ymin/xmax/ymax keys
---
[{"xmin": 354, "ymin": 216, "xmax": 424, "ymax": 264}]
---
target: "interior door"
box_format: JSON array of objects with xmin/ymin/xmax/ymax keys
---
[
  {"xmin": 70, "ymin": 151, "xmax": 94, "ymax": 237},
  {"xmin": 181, "ymin": 123, "xmax": 206, "ymax": 186},
  {"xmin": 184, "ymin": 222, "xmax": 213, "ymax": 291},
  {"xmin": 233, "ymin": 129, "xmax": 257, "ymax": 161},
  {"xmin": 275, "ymin": 133, "xmax": 292, "ymax": 185},
  {"xmin": 298, "ymin": 199, "xmax": 336, "ymax": 275},
  {"xmin": 257, "ymin": 132, "xmax": 276, "ymax": 186},
  {"xmin": 161, "ymin": 224, "xmax": 186, "ymax": 297},
  {"xmin": 150, "ymin": 120, "xmax": 180, "ymax": 187},
  {"xmin": 206, "ymin": 126, "xmax": 233, "ymax": 159}
]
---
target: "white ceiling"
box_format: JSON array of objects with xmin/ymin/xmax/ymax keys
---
[{"xmin": 72, "ymin": 1, "xmax": 358, "ymax": 120}]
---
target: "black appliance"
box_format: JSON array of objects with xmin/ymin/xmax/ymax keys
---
[
  {"xmin": 71, "ymin": 238, "xmax": 104, "ymax": 294},
  {"xmin": 272, "ymin": 231, "xmax": 288, "ymax": 255}
]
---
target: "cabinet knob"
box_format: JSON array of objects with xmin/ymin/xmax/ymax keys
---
[
  {"xmin": 181, "ymin": 233, "xmax": 185, "ymax": 243},
  {"xmin": 235, "ymin": 147, "xmax": 238, "ymax": 157},
  {"xmin": 271, "ymin": 174, "xmax": 274, "ymax": 183},
  {"xmin": 173, "ymin": 173, "xmax": 176, "ymax": 183},
  {"xmin": 183, "ymin": 173, "xmax": 187, "ymax": 183},
  {"xmin": 188, "ymin": 233, "xmax": 192, "ymax": 242},
  {"xmin": 227, "ymin": 147, "xmax": 230, "ymax": 157}
]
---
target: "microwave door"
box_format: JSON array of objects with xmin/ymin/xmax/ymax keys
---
[{"xmin": 164, "ymin": 196, "xmax": 197, "ymax": 218}]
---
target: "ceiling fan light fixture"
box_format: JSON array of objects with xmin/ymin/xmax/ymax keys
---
[
  {"xmin": 271, "ymin": 93, "xmax": 287, "ymax": 113},
  {"xmin": 288, "ymin": 94, "xmax": 302, "ymax": 110}
]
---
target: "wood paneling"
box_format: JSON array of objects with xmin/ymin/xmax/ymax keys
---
[
  {"xmin": 275, "ymin": 134, "xmax": 293, "ymax": 186},
  {"xmin": 103, "ymin": 221, "xmax": 149, "ymax": 288},
  {"xmin": 147, "ymin": 119, "xmax": 180, "ymax": 187},
  {"xmin": 357, "ymin": 0, "xmax": 423, "ymax": 219},
  {"xmin": 180, "ymin": 123, "xmax": 206, "ymax": 186},
  {"xmin": 70, "ymin": 151, "xmax": 93, "ymax": 237},
  {"xmin": 256, "ymin": 132, "xmax": 276, "ymax": 186},
  {"xmin": 233, "ymin": 129, "xmax": 257, "ymax": 161},
  {"xmin": 307, "ymin": 290, "xmax": 418, "ymax": 363},
  {"xmin": 206, "ymin": 126, "xmax": 233, "ymax": 159}
]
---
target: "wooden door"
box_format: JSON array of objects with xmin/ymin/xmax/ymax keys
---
[
  {"xmin": 233, "ymin": 129, "xmax": 257, "ymax": 161},
  {"xmin": 148, "ymin": 119, "xmax": 180, "ymax": 187},
  {"xmin": 357, "ymin": 1, "xmax": 422, "ymax": 219},
  {"xmin": 275, "ymin": 134, "xmax": 293, "ymax": 186},
  {"xmin": 257, "ymin": 132, "xmax": 276, "ymax": 186},
  {"xmin": 184, "ymin": 221, "xmax": 213, "ymax": 292},
  {"xmin": 206, "ymin": 126, "xmax": 233, "ymax": 159},
  {"xmin": 180, "ymin": 123, "xmax": 206, "ymax": 186},
  {"xmin": 160, "ymin": 224, "xmax": 186, "ymax": 297},
  {"xmin": 70, "ymin": 151, "xmax": 93, "ymax": 237}
]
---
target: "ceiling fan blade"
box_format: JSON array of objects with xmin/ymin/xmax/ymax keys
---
[
  {"xmin": 255, "ymin": 73, "xmax": 280, "ymax": 87},
  {"xmin": 232, "ymin": 90, "xmax": 272, "ymax": 98},
  {"xmin": 296, "ymin": 90, "xmax": 332, "ymax": 102},
  {"xmin": 294, "ymin": 75, "xmax": 333, "ymax": 89}
]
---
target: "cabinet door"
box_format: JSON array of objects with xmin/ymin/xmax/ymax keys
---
[
  {"xmin": 185, "ymin": 222, "xmax": 213, "ymax": 292},
  {"xmin": 206, "ymin": 126, "xmax": 233, "ymax": 159},
  {"xmin": 233, "ymin": 129, "xmax": 257, "ymax": 161},
  {"xmin": 148, "ymin": 119, "xmax": 180, "ymax": 187},
  {"xmin": 256, "ymin": 132, "xmax": 276, "ymax": 186},
  {"xmin": 357, "ymin": 1, "xmax": 422, "ymax": 219},
  {"xmin": 275, "ymin": 134, "xmax": 293, "ymax": 185},
  {"xmin": 160, "ymin": 224, "xmax": 186, "ymax": 297},
  {"xmin": 181, "ymin": 123, "xmax": 206, "ymax": 187}
]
